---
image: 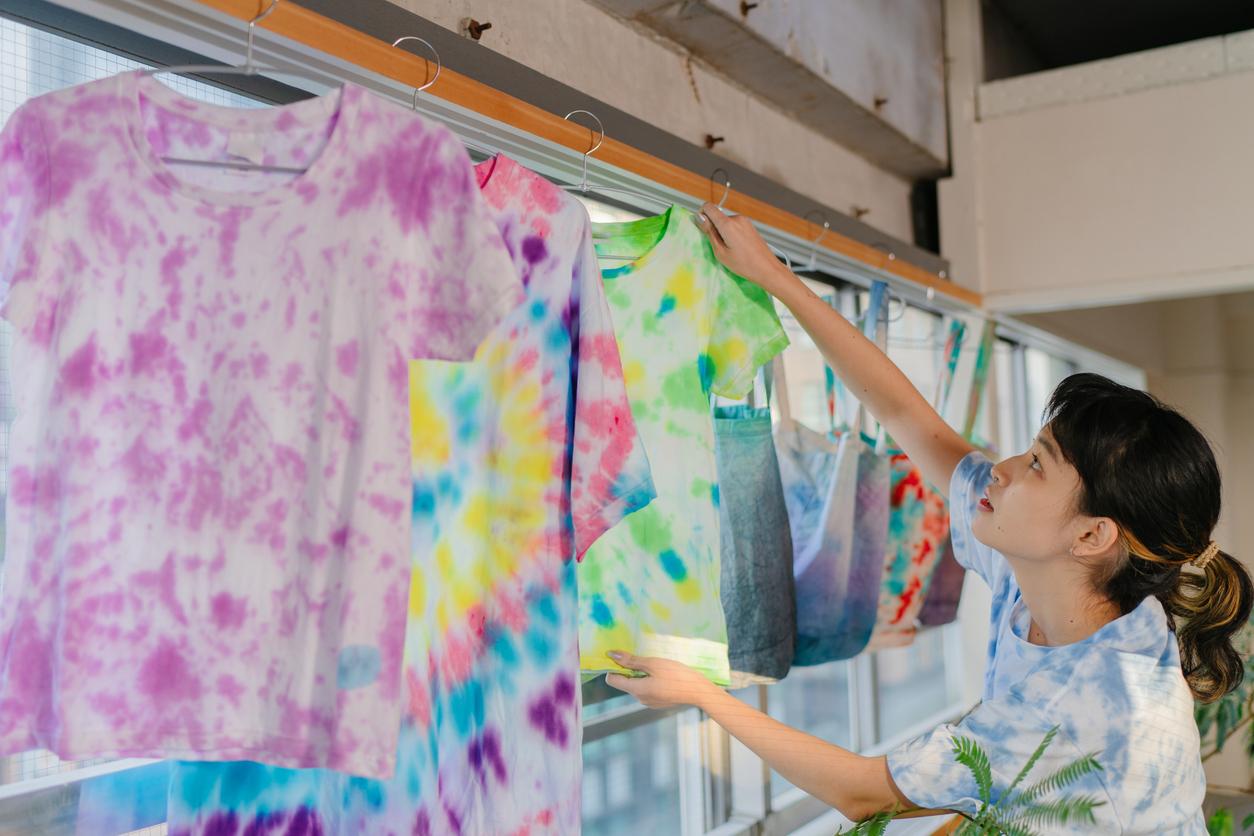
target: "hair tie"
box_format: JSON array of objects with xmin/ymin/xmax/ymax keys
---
[{"xmin": 1192, "ymin": 541, "xmax": 1221, "ymax": 570}]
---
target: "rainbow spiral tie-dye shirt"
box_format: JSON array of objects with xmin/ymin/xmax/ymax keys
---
[
  {"xmin": 580, "ymin": 206, "xmax": 789, "ymax": 684},
  {"xmin": 167, "ymin": 154, "xmax": 654, "ymax": 834},
  {"xmin": 0, "ymin": 73, "xmax": 519, "ymax": 778}
]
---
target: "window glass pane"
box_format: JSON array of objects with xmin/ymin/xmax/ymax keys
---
[
  {"xmin": 873, "ymin": 627, "xmax": 954, "ymax": 742},
  {"xmin": 581, "ymin": 714, "xmax": 683, "ymax": 836},
  {"xmin": 993, "ymin": 339, "xmax": 1017, "ymax": 457},
  {"xmin": 1023, "ymin": 346, "xmax": 1074, "ymax": 436},
  {"xmin": 575, "ymin": 195, "xmax": 644, "ymax": 224},
  {"xmin": 766, "ymin": 662, "xmax": 852, "ymax": 798},
  {"xmin": 885, "ymin": 305, "xmax": 943, "ymax": 405},
  {"xmin": 775, "ymin": 279, "xmax": 840, "ymax": 429}
]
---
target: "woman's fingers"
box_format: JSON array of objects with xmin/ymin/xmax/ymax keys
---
[
  {"xmin": 604, "ymin": 672, "xmax": 638, "ymax": 693},
  {"xmin": 607, "ymin": 649, "xmax": 651, "ymax": 673},
  {"xmin": 693, "ymin": 208, "xmax": 728, "ymax": 254}
]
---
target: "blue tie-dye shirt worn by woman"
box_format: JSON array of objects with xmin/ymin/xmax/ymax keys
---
[{"xmin": 888, "ymin": 453, "xmax": 1206, "ymax": 835}]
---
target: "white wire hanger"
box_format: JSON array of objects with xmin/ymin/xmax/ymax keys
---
[
  {"xmin": 803, "ymin": 210, "xmax": 830, "ymax": 271},
  {"xmin": 703, "ymin": 169, "xmax": 794, "ymax": 272},
  {"xmin": 390, "ymin": 36, "xmax": 498, "ymax": 161},
  {"xmin": 141, "ymin": 0, "xmax": 330, "ymax": 174},
  {"xmin": 391, "ymin": 35, "xmax": 441, "ymax": 111},
  {"xmin": 562, "ymin": 110, "xmax": 671, "ymax": 220},
  {"xmin": 710, "ymin": 167, "xmax": 731, "ymax": 209}
]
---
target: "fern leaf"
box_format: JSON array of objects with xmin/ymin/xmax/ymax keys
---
[
  {"xmin": 1197, "ymin": 703, "xmax": 1215, "ymax": 737},
  {"xmin": 1012, "ymin": 796, "xmax": 1105, "ymax": 828},
  {"xmin": 1017, "ymin": 752, "xmax": 1103, "ymax": 804},
  {"xmin": 969, "ymin": 810, "xmax": 1038, "ymax": 836},
  {"xmin": 952, "ymin": 735, "xmax": 995, "ymax": 806},
  {"xmin": 1205, "ymin": 807, "xmax": 1234, "ymax": 836},
  {"xmin": 1219, "ymin": 699, "xmax": 1235, "ymax": 753},
  {"xmin": 835, "ymin": 809, "xmax": 894, "ymax": 835},
  {"xmin": 997, "ymin": 726, "xmax": 1059, "ymax": 809}
]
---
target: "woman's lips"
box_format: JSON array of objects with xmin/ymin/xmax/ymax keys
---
[{"xmin": 979, "ymin": 496, "xmax": 994, "ymax": 512}]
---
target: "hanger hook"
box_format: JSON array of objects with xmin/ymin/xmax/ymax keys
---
[
  {"xmin": 803, "ymin": 209, "xmax": 830, "ymax": 270},
  {"xmin": 245, "ymin": 0, "xmax": 280, "ymax": 73},
  {"xmin": 711, "ymin": 168, "xmax": 732, "ymax": 208},
  {"xmin": 392, "ymin": 37, "xmax": 443, "ymax": 109},
  {"xmin": 564, "ymin": 110, "xmax": 604, "ymax": 192}
]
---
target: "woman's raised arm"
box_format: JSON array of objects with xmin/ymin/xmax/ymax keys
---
[{"xmin": 694, "ymin": 203, "xmax": 973, "ymax": 496}]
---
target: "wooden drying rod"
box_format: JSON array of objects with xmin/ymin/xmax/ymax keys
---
[{"xmin": 193, "ymin": 0, "xmax": 982, "ymax": 307}]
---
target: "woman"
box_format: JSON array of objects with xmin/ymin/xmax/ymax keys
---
[{"xmin": 604, "ymin": 203, "xmax": 1253, "ymax": 832}]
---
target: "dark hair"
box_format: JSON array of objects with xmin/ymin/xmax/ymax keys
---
[{"xmin": 1045, "ymin": 372, "xmax": 1252, "ymax": 703}]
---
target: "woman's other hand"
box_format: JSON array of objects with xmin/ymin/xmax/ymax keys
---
[
  {"xmin": 604, "ymin": 650, "xmax": 720, "ymax": 710},
  {"xmin": 693, "ymin": 203, "xmax": 795, "ymax": 296}
]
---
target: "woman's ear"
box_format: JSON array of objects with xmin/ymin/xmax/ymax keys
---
[{"xmin": 1071, "ymin": 517, "xmax": 1121, "ymax": 559}]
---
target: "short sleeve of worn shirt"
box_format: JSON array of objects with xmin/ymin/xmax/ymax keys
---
[
  {"xmin": 706, "ymin": 265, "xmax": 790, "ymax": 399},
  {"xmin": 567, "ymin": 223, "xmax": 656, "ymax": 558},
  {"xmin": 385, "ymin": 128, "xmax": 521, "ymax": 362},
  {"xmin": 0, "ymin": 102, "xmax": 52, "ymax": 338},
  {"xmin": 886, "ymin": 696, "xmax": 1112, "ymax": 819},
  {"xmin": 947, "ymin": 451, "xmax": 1008, "ymax": 587}
]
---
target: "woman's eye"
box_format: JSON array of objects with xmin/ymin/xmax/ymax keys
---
[{"xmin": 1030, "ymin": 454, "xmax": 1042, "ymax": 472}]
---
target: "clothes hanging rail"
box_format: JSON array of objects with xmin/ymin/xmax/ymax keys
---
[{"xmin": 173, "ymin": 0, "xmax": 981, "ymax": 308}]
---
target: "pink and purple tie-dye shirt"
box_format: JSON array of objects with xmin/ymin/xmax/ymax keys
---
[
  {"xmin": 164, "ymin": 155, "xmax": 654, "ymax": 834},
  {"xmin": 0, "ymin": 72, "xmax": 520, "ymax": 778}
]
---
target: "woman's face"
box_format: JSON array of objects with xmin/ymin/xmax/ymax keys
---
[{"xmin": 971, "ymin": 425, "xmax": 1087, "ymax": 562}]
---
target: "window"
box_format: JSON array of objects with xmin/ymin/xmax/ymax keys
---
[
  {"xmin": 873, "ymin": 628, "xmax": 957, "ymax": 741},
  {"xmin": 993, "ymin": 338, "xmax": 1018, "ymax": 456},
  {"xmin": 765, "ymin": 663, "xmax": 853, "ymax": 799},
  {"xmin": 1023, "ymin": 345, "xmax": 1077, "ymax": 435},
  {"xmin": 773, "ymin": 280, "xmax": 844, "ymax": 429},
  {"xmin": 582, "ymin": 711, "xmax": 686, "ymax": 836}
]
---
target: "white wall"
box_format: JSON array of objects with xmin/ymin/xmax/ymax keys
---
[{"xmin": 967, "ymin": 32, "xmax": 1254, "ymax": 312}]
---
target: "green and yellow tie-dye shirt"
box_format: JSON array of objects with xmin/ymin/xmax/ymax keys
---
[{"xmin": 580, "ymin": 206, "xmax": 789, "ymax": 684}]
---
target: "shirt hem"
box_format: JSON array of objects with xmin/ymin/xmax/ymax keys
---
[
  {"xmin": 1, "ymin": 728, "xmax": 399, "ymax": 780},
  {"xmin": 710, "ymin": 330, "xmax": 790, "ymax": 401}
]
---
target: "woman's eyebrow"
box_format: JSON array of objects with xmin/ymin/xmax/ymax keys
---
[{"xmin": 1035, "ymin": 434, "xmax": 1060, "ymax": 462}]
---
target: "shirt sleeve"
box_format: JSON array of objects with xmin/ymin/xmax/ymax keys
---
[
  {"xmin": 886, "ymin": 696, "xmax": 1097, "ymax": 817},
  {"xmin": 0, "ymin": 102, "xmax": 51, "ymax": 338},
  {"xmin": 948, "ymin": 451, "xmax": 1007, "ymax": 588},
  {"xmin": 705, "ymin": 259, "xmax": 790, "ymax": 400},
  {"xmin": 566, "ymin": 215, "xmax": 655, "ymax": 559},
  {"xmin": 392, "ymin": 127, "xmax": 523, "ymax": 362}
]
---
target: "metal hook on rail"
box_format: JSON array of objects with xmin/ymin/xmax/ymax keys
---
[
  {"xmin": 563, "ymin": 110, "xmax": 605, "ymax": 193},
  {"xmin": 392, "ymin": 36, "xmax": 442, "ymax": 109}
]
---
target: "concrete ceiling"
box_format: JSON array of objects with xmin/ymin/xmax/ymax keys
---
[
  {"xmin": 989, "ymin": 0, "xmax": 1254, "ymax": 73},
  {"xmin": 1019, "ymin": 289, "xmax": 1254, "ymax": 376}
]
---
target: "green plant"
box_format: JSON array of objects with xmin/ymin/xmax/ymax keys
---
[
  {"xmin": 1204, "ymin": 808, "xmax": 1254, "ymax": 836},
  {"xmin": 838, "ymin": 727, "xmax": 1104, "ymax": 835},
  {"xmin": 1195, "ymin": 615, "xmax": 1254, "ymax": 763}
]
